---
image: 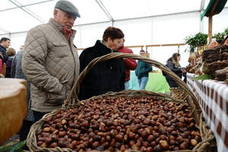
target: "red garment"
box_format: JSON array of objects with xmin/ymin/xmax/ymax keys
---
[
  {"xmin": 0, "ymin": 58, "xmax": 2, "ymax": 73},
  {"xmin": 63, "ymin": 26, "xmax": 73, "ymax": 40},
  {"xmin": 118, "ymin": 47, "xmax": 137, "ymax": 81}
]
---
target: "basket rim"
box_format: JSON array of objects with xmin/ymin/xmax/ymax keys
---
[{"xmin": 64, "ymin": 53, "xmax": 200, "ymax": 112}]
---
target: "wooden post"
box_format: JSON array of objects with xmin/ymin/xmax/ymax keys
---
[
  {"xmin": 177, "ymin": 45, "xmax": 180, "ymax": 54},
  {"xmin": 208, "ymin": 15, "xmax": 213, "ymax": 43}
]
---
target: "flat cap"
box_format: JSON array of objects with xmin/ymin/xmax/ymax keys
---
[{"xmin": 55, "ymin": 0, "xmax": 80, "ymax": 18}]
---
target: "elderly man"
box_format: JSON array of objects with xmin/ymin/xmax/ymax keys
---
[{"xmin": 22, "ymin": 0, "xmax": 80, "ymax": 122}]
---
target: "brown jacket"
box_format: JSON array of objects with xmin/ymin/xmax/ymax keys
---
[{"xmin": 22, "ymin": 19, "xmax": 80, "ymax": 112}]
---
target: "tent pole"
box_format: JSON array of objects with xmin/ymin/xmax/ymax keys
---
[{"xmin": 208, "ymin": 15, "xmax": 213, "ymax": 43}]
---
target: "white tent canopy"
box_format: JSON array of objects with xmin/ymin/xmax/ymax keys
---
[{"xmin": 0, "ymin": 0, "xmax": 227, "ymax": 65}]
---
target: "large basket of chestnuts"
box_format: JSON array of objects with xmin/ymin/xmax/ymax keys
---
[{"xmin": 27, "ymin": 53, "xmax": 215, "ymax": 152}]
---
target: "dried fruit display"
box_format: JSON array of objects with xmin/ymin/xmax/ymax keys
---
[{"xmin": 187, "ymin": 44, "xmax": 228, "ymax": 81}]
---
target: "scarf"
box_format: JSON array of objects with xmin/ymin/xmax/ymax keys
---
[{"xmin": 62, "ymin": 26, "xmax": 73, "ymax": 40}]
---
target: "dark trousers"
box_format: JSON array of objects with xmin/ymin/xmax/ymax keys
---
[
  {"xmin": 19, "ymin": 111, "xmax": 46, "ymax": 141},
  {"xmin": 19, "ymin": 120, "xmax": 33, "ymax": 141},
  {"xmin": 19, "ymin": 111, "xmax": 47, "ymax": 150},
  {"xmin": 33, "ymin": 111, "xmax": 47, "ymax": 122}
]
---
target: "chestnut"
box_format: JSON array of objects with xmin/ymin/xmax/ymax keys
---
[
  {"xmin": 43, "ymin": 127, "xmax": 51, "ymax": 132},
  {"xmin": 92, "ymin": 141, "xmax": 100, "ymax": 148},
  {"xmin": 61, "ymin": 119, "xmax": 67, "ymax": 125},
  {"xmin": 49, "ymin": 142, "xmax": 57, "ymax": 148},
  {"xmin": 159, "ymin": 140, "xmax": 169, "ymax": 149},
  {"xmin": 180, "ymin": 141, "xmax": 189, "ymax": 149},
  {"xmin": 58, "ymin": 131, "xmax": 66, "ymax": 137},
  {"xmin": 147, "ymin": 135, "xmax": 154, "ymax": 141},
  {"xmin": 115, "ymin": 134, "xmax": 123, "ymax": 141}
]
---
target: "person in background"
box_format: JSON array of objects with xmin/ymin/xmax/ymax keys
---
[
  {"xmin": 5, "ymin": 47, "xmax": 16, "ymax": 78},
  {"xmin": 0, "ymin": 53, "xmax": 4, "ymax": 77},
  {"xmin": 118, "ymin": 39, "xmax": 137, "ymax": 89},
  {"xmin": 135, "ymin": 50, "xmax": 152, "ymax": 90},
  {"xmin": 79, "ymin": 26, "xmax": 125, "ymax": 100},
  {"xmin": 11, "ymin": 45, "xmax": 34, "ymax": 141},
  {"xmin": 0, "ymin": 37, "xmax": 10, "ymax": 77},
  {"xmin": 164, "ymin": 53, "xmax": 186, "ymax": 88},
  {"xmin": 0, "ymin": 37, "xmax": 10, "ymax": 64},
  {"xmin": 12, "ymin": 45, "xmax": 25, "ymax": 79},
  {"xmin": 22, "ymin": 0, "xmax": 80, "ymax": 122}
]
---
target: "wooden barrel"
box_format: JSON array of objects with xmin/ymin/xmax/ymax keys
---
[{"xmin": 0, "ymin": 78, "xmax": 27, "ymax": 145}]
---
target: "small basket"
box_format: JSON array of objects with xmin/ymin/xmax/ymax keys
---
[{"xmin": 27, "ymin": 53, "xmax": 215, "ymax": 152}]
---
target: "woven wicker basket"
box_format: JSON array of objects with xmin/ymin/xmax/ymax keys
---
[
  {"xmin": 170, "ymin": 87, "xmax": 188, "ymax": 101},
  {"xmin": 27, "ymin": 53, "xmax": 214, "ymax": 152}
]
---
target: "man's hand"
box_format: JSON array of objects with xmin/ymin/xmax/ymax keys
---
[{"xmin": 46, "ymin": 86, "xmax": 67, "ymax": 105}]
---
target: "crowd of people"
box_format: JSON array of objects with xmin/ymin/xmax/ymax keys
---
[{"xmin": 0, "ymin": 0, "xmax": 187, "ymax": 147}]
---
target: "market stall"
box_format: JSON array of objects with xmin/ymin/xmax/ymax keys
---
[
  {"xmin": 187, "ymin": 73, "xmax": 228, "ymax": 152},
  {"xmin": 1, "ymin": 0, "xmax": 228, "ymax": 151}
]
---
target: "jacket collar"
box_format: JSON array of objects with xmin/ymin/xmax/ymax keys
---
[
  {"xmin": 48, "ymin": 18, "xmax": 76, "ymax": 40},
  {"xmin": 0, "ymin": 45, "xmax": 6, "ymax": 51},
  {"xmin": 94, "ymin": 40, "xmax": 117, "ymax": 54}
]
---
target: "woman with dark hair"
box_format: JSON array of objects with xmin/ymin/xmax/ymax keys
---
[
  {"xmin": 164, "ymin": 53, "xmax": 186, "ymax": 87},
  {"xmin": 79, "ymin": 27, "xmax": 125, "ymax": 100}
]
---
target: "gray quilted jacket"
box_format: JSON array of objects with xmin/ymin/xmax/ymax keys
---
[{"xmin": 22, "ymin": 18, "xmax": 80, "ymax": 112}]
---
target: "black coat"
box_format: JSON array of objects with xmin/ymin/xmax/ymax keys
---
[
  {"xmin": 164, "ymin": 60, "xmax": 183, "ymax": 88},
  {"xmin": 79, "ymin": 40, "xmax": 125, "ymax": 100},
  {"xmin": 0, "ymin": 45, "xmax": 8, "ymax": 63}
]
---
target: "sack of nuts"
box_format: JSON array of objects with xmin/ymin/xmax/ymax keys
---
[{"xmin": 27, "ymin": 53, "xmax": 215, "ymax": 152}]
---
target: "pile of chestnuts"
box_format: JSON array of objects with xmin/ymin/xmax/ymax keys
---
[{"xmin": 36, "ymin": 96, "xmax": 201, "ymax": 152}]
